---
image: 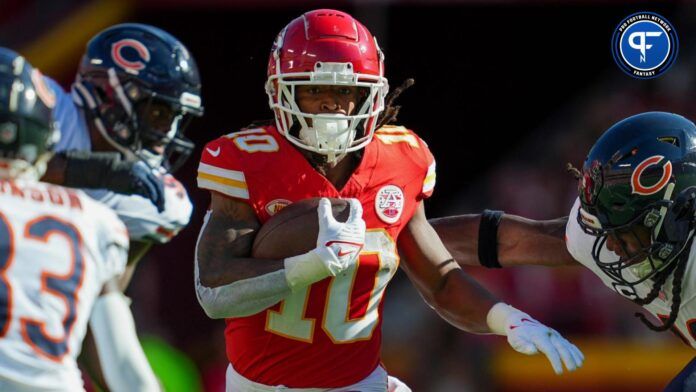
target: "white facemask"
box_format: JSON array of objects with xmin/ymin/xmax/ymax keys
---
[
  {"xmin": 299, "ymin": 114, "xmax": 351, "ymax": 151},
  {"xmin": 266, "ymin": 61, "xmax": 388, "ymax": 164}
]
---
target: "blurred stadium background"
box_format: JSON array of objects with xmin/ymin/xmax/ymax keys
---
[{"xmin": 3, "ymin": 0, "xmax": 695, "ymax": 391}]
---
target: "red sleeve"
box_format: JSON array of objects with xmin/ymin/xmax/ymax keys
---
[
  {"xmin": 373, "ymin": 125, "xmax": 436, "ymax": 200},
  {"xmin": 196, "ymin": 134, "xmax": 250, "ymax": 201},
  {"xmin": 417, "ymin": 135, "xmax": 436, "ymax": 199}
]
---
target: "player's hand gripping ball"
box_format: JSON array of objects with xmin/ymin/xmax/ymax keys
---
[{"xmin": 252, "ymin": 197, "xmax": 350, "ymax": 259}]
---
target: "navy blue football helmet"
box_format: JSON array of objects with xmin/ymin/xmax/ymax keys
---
[
  {"xmin": 0, "ymin": 47, "xmax": 58, "ymax": 180},
  {"xmin": 72, "ymin": 23, "xmax": 203, "ymax": 172},
  {"xmin": 577, "ymin": 112, "xmax": 696, "ymax": 299}
]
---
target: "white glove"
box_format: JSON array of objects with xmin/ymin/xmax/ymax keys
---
[
  {"xmin": 284, "ymin": 198, "xmax": 366, "ymax": 290},
  {"xmin": 388, "ymin": 375, "xmax": 412, "ymax": 392},
  {"xmin": 487, "ymin": 302, "xmax": 584, "ymax": 375}
]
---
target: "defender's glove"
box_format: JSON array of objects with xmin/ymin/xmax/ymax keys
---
[
  {"xmin": 62, "ymin": 151, "xmax": 165, "ymax": 212},
  {"xmin": 487, "ymin": 302, "xmax": 584, "ymax": 374},
  {"xmin": 284, "ymin": 198, "xmax": 366, "ymax": 290}
]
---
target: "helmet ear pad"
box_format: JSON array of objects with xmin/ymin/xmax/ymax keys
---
[{"xmin": 662, "ymin": 186, "xmax": 696, "ymax": 243}]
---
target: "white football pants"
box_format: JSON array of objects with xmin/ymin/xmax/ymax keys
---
[{"xmin": 226, "ymin": 362, "xmax": 411, "ymax": 392}]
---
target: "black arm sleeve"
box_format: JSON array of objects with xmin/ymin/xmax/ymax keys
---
[{"xmin": 478, "ymin": 209, "xmax": 504, "ymax": 269}]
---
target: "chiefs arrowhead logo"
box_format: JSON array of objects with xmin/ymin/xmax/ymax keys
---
[
  {"xmin": 265, "ymin": 199, "xmax": 291, "ymax": 216},
  {"xmin": 375, "ymin": 185, "xmax": 404, "ymax": 224},
  {"xmin": 631, "ymin": 155, "xmax": 672, "ymax": 196}
]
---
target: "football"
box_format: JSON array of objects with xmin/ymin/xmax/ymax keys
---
[{"xmin": 251, "ymin": 197, "xmax": 350, "ymax": 259}]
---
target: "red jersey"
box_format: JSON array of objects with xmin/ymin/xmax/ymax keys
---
[{"xmin": 197, "ymin": 125, "xmax": 436, "ymax": 388}]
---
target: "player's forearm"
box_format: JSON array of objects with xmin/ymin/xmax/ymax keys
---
[
  {"xmin": 195, "ymin": 209, "xmax": 292, "ymax": 318},
  {"xmin": 196, "ymin": 209, "xmax": 285, "ymax": 287},
  {"xmin": 195, "ymin": 232, "xmax": 291, "ymax": 319},
  {"xmin": 195, "ymin": 249, "xmax": 347, "ymax": 319},
  {"xmin": 401, "ymin": 205, "xmax": 496, "ymax": 332},
  {"xmin": 430, "ymin": 214, "xmax": 578, "ymax": 267},
  {"xmin": 195, "ymin": 201, "xmax": 351, "ymax": 319},
  {"xmin": 90, "ymin": 291, "xmax": 160, "ymax": 392},
  {"xmin": 498, "ymin": 215, "xmax": 578, "ymax": 266},
  {"xmin": 430, "ymin": 268, "xmax": 498, "ymax": 333},
  {"xmin": 195, "ymin": 261, "xmax": 290, "ymax": 319},
  {"xmin": 197, "ymin": 252, "xmax": 286, "ymax": 287}
]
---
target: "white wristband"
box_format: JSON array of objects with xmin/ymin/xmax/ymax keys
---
[
  {"xmin": 486, "ymin": 302, "xmax": 518, "ymax": 336},
  {"xmin": 284, "ymin": 249, "xmax": 332, "ymax": 290}
]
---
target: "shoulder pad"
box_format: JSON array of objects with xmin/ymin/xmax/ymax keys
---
[
  {"xmin": 374, "ymin": 125, "xmax": 422, "ymax": 149},
  {"xmin": 375, "ymin": 125, "xmax": 436, "ymax": 198},
  {"xmin": 198, "ymin": 127, "xmax": 280, "ymax": 200}
]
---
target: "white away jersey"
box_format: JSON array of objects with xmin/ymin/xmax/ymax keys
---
[
  {"xmin": 566, "ymin": 198, "xmax": 696, "ymax": 348},
  {"xmin": 83, "ymin": 172, "xmax": 192, "ymax": 243},
  {"xmin": 46, "ymin": 76, "xmax": 192, "ymax": 243},
  {"xmin": 0, "ymin": 180, "xmax": 128, "ymax": 390}
]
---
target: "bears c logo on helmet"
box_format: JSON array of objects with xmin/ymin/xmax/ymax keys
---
[
  {"xmin": 631, "ymin": 155, "xmax": 673, "ymax": 195},
  {"xmin": 111, "ymin": 39, "xmax": 151, "ymax": 72}
]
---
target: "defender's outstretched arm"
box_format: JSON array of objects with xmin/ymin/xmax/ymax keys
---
[{"xmin": 429, "ymin": 213, "xmax": 578, "ymax": 268}]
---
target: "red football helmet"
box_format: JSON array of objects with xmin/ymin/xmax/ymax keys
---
[{"xmin": 265, "ymin": 9, "xmax": 389, "ymax": 162}]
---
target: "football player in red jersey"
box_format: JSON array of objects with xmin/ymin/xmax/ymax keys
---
[{"xmin": 195, "ymin": 9, "xmax": 583, "ymax": 391}]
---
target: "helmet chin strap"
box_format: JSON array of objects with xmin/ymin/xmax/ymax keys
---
[
  {"xmin": 298, "ymin": 114, "xmax": 352, "ymax": 164},
  {"xmin": 138, "ymin": 114, "xmax": 185, "ymax": 170},
  {"xmin": 653, "ymin": 182, "xmax": 675, "ymax": 236},
  {"xmin": 626, "ymin": 183, "xmax": 676, "ymax": 280},
  {"xmin": 93, "ymin": 116, "xmax": 139, "ymax": 161}
]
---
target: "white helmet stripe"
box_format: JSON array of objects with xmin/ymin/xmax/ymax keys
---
[
  {"xmin": 8, "ymin": 55, "xmax": 25, "ymax": 113},
  {"xmin": 108, "ymin": 67, "xmax": 133, "ymax": 116}
]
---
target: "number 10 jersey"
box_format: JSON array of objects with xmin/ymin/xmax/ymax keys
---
[{"xmin": 197, "ymin": 124, "xmax": 436, "ymax": 388}]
